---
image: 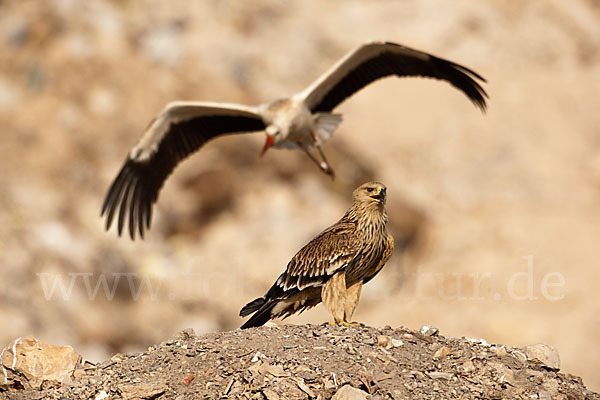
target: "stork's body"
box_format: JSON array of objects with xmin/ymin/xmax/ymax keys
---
[
  {"xmin": 102, "ymin": 41, "xmax": 488, "ymax": 239},
  {"xmin": 258, "ymin": 96, "xmax": 341, "ymax": 173}
]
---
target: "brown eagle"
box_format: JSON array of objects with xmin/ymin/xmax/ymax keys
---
[{"xmin": 240, "ymin": 182, "xmax": 394, "ymax": 328}]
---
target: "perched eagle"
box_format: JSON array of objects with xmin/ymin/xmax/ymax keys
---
[
  {"xmin": 240, "ymin": 181, "xmax": 394, "ymax": 328},
  {"xmin": 102, "ymin": 41, "xmax": 487, "ymax": 239}
]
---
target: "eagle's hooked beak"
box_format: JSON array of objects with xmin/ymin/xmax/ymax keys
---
[
  {"xmin": 369, "ymin": 187, "xmax": 386, "ymax": 203},
  {"xmin": 259, "ymin": 135, "xmax": 275, "ymax": 158}
]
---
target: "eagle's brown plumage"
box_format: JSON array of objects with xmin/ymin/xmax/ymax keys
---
[{"xmin": 240, "ymin": 181, "xmax": 394, "ymax": 328}]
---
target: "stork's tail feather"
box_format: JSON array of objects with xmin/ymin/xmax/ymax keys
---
[
  {"xmin": 239, "ymin": 297, "xmax": 266, "ymax": 317},
  {"xmin": 240, "ymin": 300, "xmax": 276, "ymax": 329},
  {"xmin": 314, "ymin": 113, "xmax": 342, "ymax": 144}
]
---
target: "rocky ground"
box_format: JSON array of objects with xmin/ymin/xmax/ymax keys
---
[{"xmin": 2, "ymin": 324, "xmax": 598, "ymax": 400}]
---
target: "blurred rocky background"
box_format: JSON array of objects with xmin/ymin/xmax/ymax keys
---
[{"xmin": 0, "ymin": 0, "xmax": 599, "ymax": 392}]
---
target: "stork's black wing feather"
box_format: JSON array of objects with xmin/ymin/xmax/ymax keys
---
[
  {"xmin": 306, "ymin": 42, "xmax": 487, "ymax": 113},
  {"xmin": 101, "ymin": 113, "xmax": 265, "ymax": 239}
]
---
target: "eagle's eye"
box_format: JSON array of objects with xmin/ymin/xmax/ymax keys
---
[{"xmin": 366, "ymin": 187, "xmax": 374, "ymax": 193}]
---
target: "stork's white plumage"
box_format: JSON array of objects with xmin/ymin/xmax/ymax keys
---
[{"xmin": 102, "ymin": 41, "xmax": 488, "ymax": 239}]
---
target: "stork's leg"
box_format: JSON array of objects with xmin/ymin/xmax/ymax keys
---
[
  {"xmin": 316, "ymin": 146, "xmax": 335, "ymax": 179},
  {"xmin": 302, "ymin": 147, "xmax": 335, "ymax": 179},
  {"xmin": 322, "ymin": 271, "xmax": 346, "ymax": 324}
]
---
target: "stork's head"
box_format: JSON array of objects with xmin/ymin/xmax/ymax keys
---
[{"xmin": 259, "ymin": 124, "xmax": 282, "ymax": 158}]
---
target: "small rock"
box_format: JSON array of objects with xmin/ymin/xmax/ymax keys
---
[
  {"xmin": 297, "ymin": 371, "xmax": 318, "ymax": 382},
  {"xmin": 262, "ymin": 364, "xmax": 289, "ymax": 377},
  {"xmin": 377, "ymin": 335, "xmax": 392, "ymax": 349},
  {"xmin": 391, "ymin": 338, "xmax": 403, "ymax": 347},
  {"xmin": 72, "ymin": 368, "xmax": 85, "ymax": 379},
  {"xmin": 176, "ymin": 329, "xmax": 195, "ymax": 341},
  {"xmin": 498, "ymin": 368, "xmax": 517, "ymax": 385},
  {"xmin": 295, "ymin": 378, "xmax": 315, "ymax": 397},
  {"xmin": 526, "ymin": 368, "xmax": 545, "ymax": 379},
  {"xmin": 262, "ymin": 388, "xmax": 280, "ymax": 400},
  {"xmin": 511, "ymin": 349, "xmax": 527, "ymax": 362},
  {"xmin": 323, "ymin": 376, "xmax": 337, "ymax": 390},
  {"xmin": 523, "ymin": 344, "xmax": 560, "ymax": 370},
  {"xmin": 1, "ymin": 336, "xmax": 81, "ymax": 389},
  {"xmin": 409, "ymin": 370, "xmax": 425, "ymax": 379},
  {"xmin": 183, "ymin": 372, "xmax": 195, "ymax": 385},
  {"xmin": 248, "ymin": 362, "xmax": 262, "ymax": 375},
  {"xmin": 420, "ymin": 325, "xmax": 439, "ymax": 336},
  {"xmin": 428, "ymin": 371, "xmax": 454, "ymax": 380},
  {"xmin": 94, "ymin": 390, "xmax": 109, "ymax": 400},
  {"xmin": 465, "ymin": 337, "xmax": 489, "ymax": 346},
  {"xmin": 251, "ymin": 351, "xmax": 264, "ymax": 362},
  {"xmin": 118, "ymin": 381, "xmax": 167, "ymax": 400},
  {"xmin": 433, "ymin": 346, "xmax": 451, "ymax": 359},
  {"xmin": 492, "ymin": 346, "xmax": 508, "ymax": 357},
  {"xmin": 332, "ymin": 384, "xmax": 370, "ymax": 400},
  {"xmin": 460, "ymin": 360, "xmax": 476, "ymax": 373}
]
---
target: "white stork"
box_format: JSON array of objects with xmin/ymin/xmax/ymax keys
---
[{"xmin": 102, "ymin": 41, "xmax": 488, "ymax": 239}]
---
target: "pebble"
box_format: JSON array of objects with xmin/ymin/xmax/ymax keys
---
[
  {"xmin": 538, "ymin": 390, "xmax": 552, "ymax": 400},
  {"xmin": 433, "ymin": 346, "xmax": 451, "ymax": 359},
  {"xmin": 331, "ymin": 384, "xmax": 370, "ymax": 400},
  {"xmin": 251, "ymin": 351, "xmax": 264, "ymax": 362},
  {"xmin": 420, "ymin": 326, "xmax": 439, "ymax": 336},
  {"xmin": 262, "ymin": 388, "xmax": 280, "ymax": 400},
  {"xmin": 362, "ymin": 337, "xmax": 375, "ymax": 345},
  {"xmin": 460, "ymin": 360, "xmax": 476, "ymax": 373},
  {"xmin": 297, "ymin": 371, "xmax": 317, "ymax": 382},
  {"xmin": 428, "ymin": 371, "xmax": 454, "ymax": 380},
  {"xmin": 523, "ymin": 344, "xmax": 560, "ymax": 370},
  {"xmin": 94, "ymin": 390, "xmax": 109, "ymax": 400},
  {"xmin": 377, "ymin": 335, "xmax": 392, "ymax": 349}
]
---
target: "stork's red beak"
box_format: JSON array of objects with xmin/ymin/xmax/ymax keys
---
[{"xmin": 259, "ymin": 135, "xmax": 275, "ymax": 158}]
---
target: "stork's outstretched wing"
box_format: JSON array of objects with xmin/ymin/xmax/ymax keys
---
[
  {"xmin": 301, "ymin": 41, "xmax": 488, "ymax": 113},
  {"xmin": 101, "ymin": 102, "xmax": 266, "ymax": 239}
]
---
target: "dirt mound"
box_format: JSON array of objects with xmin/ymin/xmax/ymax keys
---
[{"xmin": 2, "ymin": 324, "xmax": 597, "ymax": 400}]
